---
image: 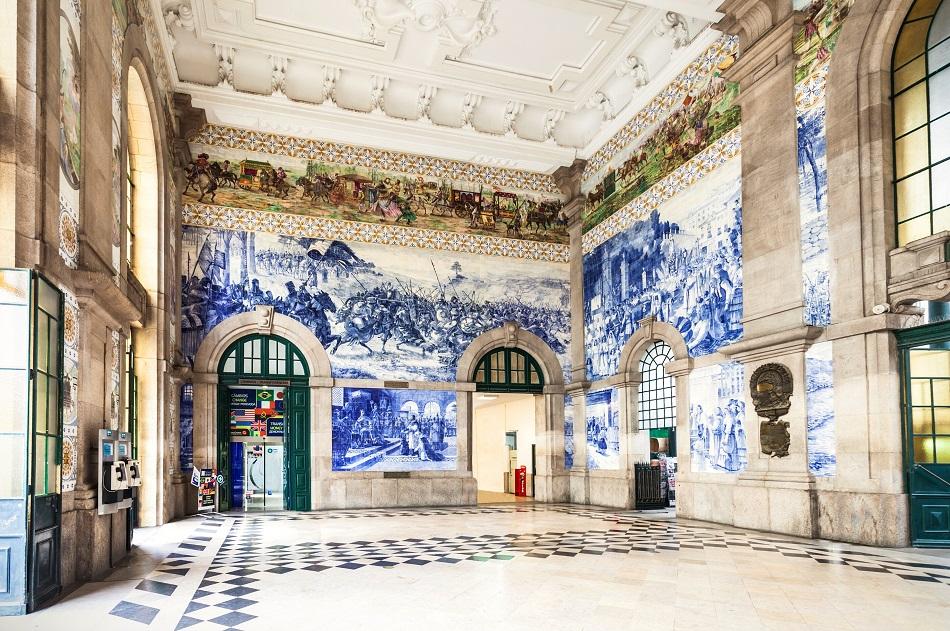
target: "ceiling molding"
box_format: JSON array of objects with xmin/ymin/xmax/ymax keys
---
[{"xmin": 155, "ymin": 0, "xmax": 722, "ymax": 169}]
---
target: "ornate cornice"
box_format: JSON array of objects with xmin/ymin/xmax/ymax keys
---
[{"xmin": 714, "ymin": 0, "xmax": 792, "ymax": 50}]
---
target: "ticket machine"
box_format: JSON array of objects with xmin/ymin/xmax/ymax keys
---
[{"xmin": 98, "ymin": 429, "xmax": 135, "ymax": 515}]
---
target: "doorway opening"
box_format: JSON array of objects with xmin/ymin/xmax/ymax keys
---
[
  {"xmin": 898, "ymin": 321, "xmax": 950, "ymax": 547},
  {"xmin": 216, "ymin": 334, "xmax": 311, "ymax": 512},
  {"xmin": 471, "ymin": 347, "xmax": 544, "ymax": 504}
]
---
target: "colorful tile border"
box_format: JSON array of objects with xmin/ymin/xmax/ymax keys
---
[
  {"xmin": 582, "ymin": 127, "xmax": 741, "ymax": 254},
  {"xmin": 181, "ymin": 203, "xmax": 571, "ymax": 263},
  {"xmin": 190, "ymin": 124, "xmax": 562, "ymax": 196},
  {"xmin": 795, "ymin": 60, "xmax": 829, "ymax": 111},
  {"xmin": 582, "ymin": 35, "xmax": 739, "ymax": 185}
]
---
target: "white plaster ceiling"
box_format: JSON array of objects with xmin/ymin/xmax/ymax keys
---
[{"xmin": 155, "ymin": 0, "xmax": 723, "ymax": 172}]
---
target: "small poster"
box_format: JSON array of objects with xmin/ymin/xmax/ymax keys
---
[
  {"xmin": 230, "ymin": 387, "xmax": 284, "ymax": 437},
  {"xmin": 197, "ymin": 468, "xmax": 216, "ymax": 511}
]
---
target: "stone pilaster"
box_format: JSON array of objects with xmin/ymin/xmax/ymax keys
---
[{"xmin": 715, "ymin": 2, "xmax": 822, "ymax": 538}]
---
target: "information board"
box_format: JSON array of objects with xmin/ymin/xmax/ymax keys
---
[{"xmin": 197, "ymin": 468, "xmax": 216, "ymax": 511}]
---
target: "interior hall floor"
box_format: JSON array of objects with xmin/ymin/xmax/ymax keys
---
[{"xmin": 7, "ymin": 504, "xmax": 950, "ymax": 631}]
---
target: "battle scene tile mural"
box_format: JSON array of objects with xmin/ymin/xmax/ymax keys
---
[
  {"xmin": 180, "ymin": 225, "xmax": 570, "ymax": 382},
  {"xmin": 689, "ymin": 361, "xmax": 747, "ymax": 473},
  {"xmin": 586, "ymin": 388, "xmax": 620, "ymax": 470},
  {"xmin": 184, "ymin": 135, "xmax": 569, "ymax": 245},
  {"xmin": 581, "ymin": 37, "xmax": 740, "ymax": 233},
  {"xmin": 332, "ymin": 387, "xmax": 457, "ymax": 472},
  {"xmin": 583, "ymin": 157, "xmax": 742, "ymax": 381}
]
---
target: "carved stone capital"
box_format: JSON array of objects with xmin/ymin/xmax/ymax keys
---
[
  {"xmin": 888, "ymin": 231, "xmax": 950, "ymax": 309},
  {"xmin": 714, "ymin": 0, "xmax": 792, "ymax": 50}
]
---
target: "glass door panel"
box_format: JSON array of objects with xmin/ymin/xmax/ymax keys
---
[{"xmin": 264, "ymin": 445, "xmax": 284, "ymax": 510}]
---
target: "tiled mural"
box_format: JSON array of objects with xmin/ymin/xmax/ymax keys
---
[
  {"xmin": 795, "ymin": 0, "xmax": 855, "ymax": 326},
  {"xmin": 583, "ymin": 157, "xmax": 742, "ymax": 381},
  {"xmin": 109, "ymin": 330, "xmax": 121, "ymax": 430},
  {"xmin": 586, "ymin": 388, "xmax": 620, "ymax": 470},
  {"xmin": 581, "ymin": 36, "xmax": 740, "ymax": 233},
  {"xmin": 182, "ymin": 203, "xmax": 569, "ymax": 263},
  {"xmin": 58, "ymin": 0, "xmax": 82, "ymax": 269},
  {"xmin": 179, "ymin": 383, "xmax": 194, "ymax": 472},
  {"xmin": 689, "ymin": 361, "xmax": 747, "ymax": 473},
  {"xmin": 180, "ymin": 224, "xmax": 570, "ymax": 382},
  {"xmin": 331, "ymin": 387, "xmax": 457, "ymax": 472},
  {"xmin": 564, "ymin": 394, "xmax": 575, "ymax": 470},
  {"xmin": 186, "ymin": 128, "xmax": 568, "ymax": 245},
  {"xmin": 806, "ymin": 341, "xmax": 836, "ymax": 477},
  {"xmin": 61, "ymin": 289, "xmax": 79, "ymax": 492}
]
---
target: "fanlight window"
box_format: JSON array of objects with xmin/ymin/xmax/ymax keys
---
[
  {"xmin": 637, "ymin": 341, "xmax": 676, "ymax": 430},
  {"xmin": 473, "ymin": 348, "xmax": 544, "ymax": 392},
  {"xmin": 218, "ymin": 334, "xmax": 308, "ymax": 378},
  {"xmin": 893, "ymin": 0, "xmax": 950, "ymax": 244}
]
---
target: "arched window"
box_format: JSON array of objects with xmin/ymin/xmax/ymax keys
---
[
  {"xmin": 637, "ymin": 340, "xmax": 676, "ymax": 430},
  {"xmin": 893, "ymin": 0, "xmax": 950, "ymax": 245},
  {"xmin": 218, "ymin": 334, "xmax": 309, "ymax": 380},
  {"xmin": 472, "ymin": 347, "xmax": 544, "ymax": 393}
]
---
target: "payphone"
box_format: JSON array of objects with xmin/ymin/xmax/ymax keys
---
[{"xmin": 98, "ymin": 429, "xmax": 139, "ymax": 515}]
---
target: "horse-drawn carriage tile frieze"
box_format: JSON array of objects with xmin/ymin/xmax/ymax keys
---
[
  {"xmin": 183, "ymin": 142, "xmax": 572, "ymax": 247},
  {"xmin": 187, "ymin": 123, "xmax": 562, "ymax": 195}
]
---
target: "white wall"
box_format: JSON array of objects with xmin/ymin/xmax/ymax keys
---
[{"xmin": 472, "ymin": 395, "xmax": 537, "ymax": 493}]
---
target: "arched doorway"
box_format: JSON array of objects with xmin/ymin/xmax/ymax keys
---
[
  {"xmin": 216, "ymin": 334, "xmax": 311, "ymax": 511},
  {"xmin": 470, "ymin": 347, "xmax": 545, "ymax": 502}
]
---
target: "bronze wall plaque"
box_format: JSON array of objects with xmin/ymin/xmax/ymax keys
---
[{"xmin": 749, "ymin": 363, "xmax": 794, "ymax": 458}]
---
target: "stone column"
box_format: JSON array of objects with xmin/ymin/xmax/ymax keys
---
[{"xmin": 716, "ymin": 1, "xmax": 822, "ymax": 538}]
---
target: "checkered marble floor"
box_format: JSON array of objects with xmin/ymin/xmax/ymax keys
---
[{"xmin": 8, "ymin": 504, "xmax": 950, "ymax": 631}]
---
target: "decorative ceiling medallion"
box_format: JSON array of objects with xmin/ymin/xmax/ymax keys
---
[
  {"xmin": 190, "ymin": 123, "xmax": 561, "ymax": 195},
  {"xmin": 581, "ymin": 127, "xmax": 741, "ymax": 254},
  {"xmin": 582, "ymin": 35, "xmax": 738, "ymax": 184},
  {"xmin": 182, "ymin": 202, "xmax": 570, "ymax": 263},
  {"xmin": 355, "ymin": 0, "xmax": 498, "ymax": 58}
]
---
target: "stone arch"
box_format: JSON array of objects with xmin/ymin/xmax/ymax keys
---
[
  {"xmin": 455, "ymin": 322, "xmax": 568, "ymax": 502},
  {"xmin": 617, "ymin": 317, "xmax": 689, "ymax": 379},
  {"xmin": 455, "ymin": 321, "xmax": 565, "ymax": 387},
  {"xmin": 193, "ymin": 307, "xmax": 332, "ymax": 378},
  {"xmin": 825, "ymin": 0, "xmax": 916, "ymax": 321},
  {"xmin": 119, "ymin": 30, "xmax": 175, "ymax": 527}
]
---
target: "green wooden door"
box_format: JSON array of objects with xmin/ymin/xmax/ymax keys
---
[
  {"xmin": 899, "ymin": 322, "xmax": 950, "ymax": 547},
  {"xmin": 216, "ymin": 334, "xmax": 311, "ymax": 512},
  {"xmin": 217, "ymin": 385, "xmax": 231, "ymax": 512},
  {"xmin": 285, "ymin": 386, "xmax": 310, "ymax": 511}
]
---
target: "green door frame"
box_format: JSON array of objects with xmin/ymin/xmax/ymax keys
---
[
  {"xmin": 897, "ymin": 320, "xmax": 950, "ymax": 547},
  {"xmin": 472, "ymin": 347, "xmax": 545, "ymax": 393},
  {"xmin": 216, "ymin": 334, "xmax": 311, "ymax": 511}
]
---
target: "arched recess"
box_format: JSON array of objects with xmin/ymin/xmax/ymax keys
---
[
  {"xmin": 825, "ymin": 0, "xmax": 917, "ymax": 322},
  {"xmin": 455, "ymin": 322, "xmax": 568, "ymax": 503},
  {"xmin": 190, "ymin": 308, "xmax": 332, "ymax": 510},
  {"xmin": 617, "ymin": 318, "xmax": 689, "ymax": 379},
  {"xmin": 123, "ymin": 54, "xmax": 169, "ymax": 527},
  {"xmin": 615, "ymin": 317, "xmax": 692, "ymax": 482}
]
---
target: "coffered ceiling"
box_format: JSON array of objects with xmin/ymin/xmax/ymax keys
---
[{"xmin": 154, "ymin": 0, "xmax": 723, "ymax": 172}]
